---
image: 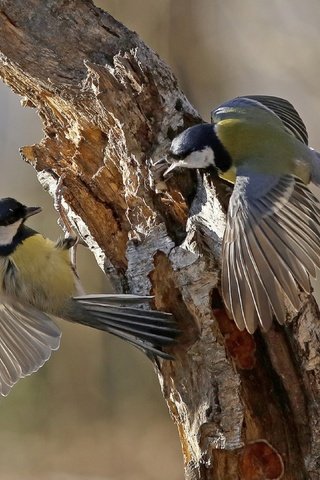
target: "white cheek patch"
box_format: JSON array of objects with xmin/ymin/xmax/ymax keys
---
[
  {"xmin": 164, "ymin": 146, "xmax": 215, "ymax": 176},
  {"xmin": 0, "ymin": 220, "xmax": 23, "ymax": 246},
  {"xmin": 185, "ymin": 147, "xmax": 215, "ymax": 169}
]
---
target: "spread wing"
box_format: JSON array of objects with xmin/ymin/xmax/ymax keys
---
[
  {"xmin": 222, "ymin": 166, "xmax": 320, "ymax": 333},
  {"xmin": 212, "ymin": 95, "xmax": 308, "ymax": 145},
  {"xmin": 0, "ymin": 298, "xmax": 61, "ymax": 396},
  {"xmin": 242, "ymin": 95, "xmax": 308, "ymax": 145}
]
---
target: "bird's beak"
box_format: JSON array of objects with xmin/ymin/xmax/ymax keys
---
[
  {"xmin": 25, "ymin": 206, "xmax": 42, "ymax": 219},
  {"xmin": 163, "ymin": 161, "xmax": 182, "ymax": 177}
]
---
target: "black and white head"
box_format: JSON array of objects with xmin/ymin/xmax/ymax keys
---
[
  {"xmin": 164, "ymin": 123, "xmax": 231, "ymax": 176},
  {"xmin": 0, "ymin": 198, "xmax": 41, "ymax": 247}
]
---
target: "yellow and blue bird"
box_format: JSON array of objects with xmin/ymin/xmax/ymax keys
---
[
  {"xmin": 165, "ymin": 95, "xmax": 320, "ymax": 334},
  {"xmin": 0, "ymin": 197, "xmax": 177, "ymax": 396}
]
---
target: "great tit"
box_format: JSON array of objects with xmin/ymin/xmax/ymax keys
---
[
  {"xmin": 165, "ymin": 95, "xmax": 320, "ymax": 334},
  {"xmin": 0, "ymin": 197, "xmax": 177, "ymax": 396}
]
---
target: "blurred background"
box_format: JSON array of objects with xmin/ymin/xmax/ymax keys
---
[{"xmin": 1, "ymin": 0, "xmax": 320, "ymax": 478}]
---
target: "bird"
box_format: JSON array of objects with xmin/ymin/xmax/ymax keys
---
[
  {"xmin": 165, "ymin": 95, "xmax": 320, "ymax": 334},
  {"xmin": 0, "ymin": 197, "xmax": 178, "ymax": 396}
]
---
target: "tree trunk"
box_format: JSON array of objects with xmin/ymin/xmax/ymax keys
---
[{"xmin": 0, "ymin": 1, "xmax": 320, "ymax": 478}]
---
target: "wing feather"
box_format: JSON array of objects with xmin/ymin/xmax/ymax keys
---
[
  {"xmin": 249, "ymin": 221, "xmax": 299, "ymax": 311},
  {"xmin": 242, "ymin": 216, "xmax": 286, "ymax": 326},
  {"xmin": 212, "ymin": 95, "xmax": 308, "ymax": 145},
  {"xmin": 0, "ymin": 299, "xmax": 61, "ymax": 396},
  {"xmin": 228, "ymin": 242, "xmax": 246, "ymax": 329},
  {"xmin": 239, "ymin": 229, "xmax": 272, "ymax": 332},
  {"xmin": 223, "ymin": 170, "xmax": 319, "ymax": 331},
  {"xmin": 241, "ymin": 95, "xmax": 308, "ymax": 144}
]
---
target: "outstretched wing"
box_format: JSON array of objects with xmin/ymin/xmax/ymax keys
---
[
  {"xmin": 212, "ymin": 95, "xmax": 308, "ymax": 145},
  {"xmin": 222, "ymin": 166, "xmax": 320, "ymax": 333},
  {"xmin": 242, "ymin": 95, "xmax": 308, "ymax": 145},
  {"xmin": 0, "ymin": 298, "xmax": 61, "ymax": 396}
]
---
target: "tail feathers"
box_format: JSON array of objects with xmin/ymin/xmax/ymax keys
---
[
  {"xmin": 72, "ymin": 295, "xmax": 178, "ymax": 359},
  {"xmin": 76, "ymin": 294, "xmax": 154, "ymax": 305},
  {"xmin": 105, "ymin": 329, "xmax": 175, "ymax": 360},
  {"xmin": 77, "ymin": 300, "xmax": 175, "ymax": 324}
]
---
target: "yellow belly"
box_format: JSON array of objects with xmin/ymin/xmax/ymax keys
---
[{"xmin": 4, "ymin": 234, "xmax": 76, "ymax": 315}]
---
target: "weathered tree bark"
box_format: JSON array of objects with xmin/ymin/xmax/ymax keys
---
[{"xmin": 0, "ymin": 1, "xmax": 320, "ymax": 478}]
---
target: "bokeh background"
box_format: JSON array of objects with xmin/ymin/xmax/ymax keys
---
[{"xmin": 1, "ymin": 1, "xmax": 320, "ymax": 478}]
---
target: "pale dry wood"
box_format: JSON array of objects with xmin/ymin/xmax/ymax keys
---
[{"xmin": 0, "ymin": 1, "xmax": 319, "ymax": 478}]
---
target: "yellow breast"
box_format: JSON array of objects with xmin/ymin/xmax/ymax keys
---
[{"xmin": 7, "ymin": 234, "xmax": 76, "ymax": 315}]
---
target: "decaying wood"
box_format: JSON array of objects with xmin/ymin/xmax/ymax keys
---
[{"xmin": 0, "ymin": 1, "xmax": 320, "ymax": 478}]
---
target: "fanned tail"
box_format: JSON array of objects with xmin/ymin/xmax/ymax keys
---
[{"xmin": 70, "ymin": 294, "xmax": 179, "ymax": 359}]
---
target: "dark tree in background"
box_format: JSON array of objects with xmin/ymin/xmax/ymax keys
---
[{"xmin": 0, "ymin": 1, "xmax": 320, "ymax": 478}]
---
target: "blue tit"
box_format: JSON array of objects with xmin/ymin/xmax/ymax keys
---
[
  {"xmin": 165, "ymin": 95, "xmax": 320, "ymax": 334},
  {"xmin": 0, "ymin": 197, "xmax": 177, "ymax": 396}
]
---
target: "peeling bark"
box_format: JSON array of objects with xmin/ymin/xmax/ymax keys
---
[{"xmin": 0, "ymin": 1, "xmax": 320, "ymax": 478}]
